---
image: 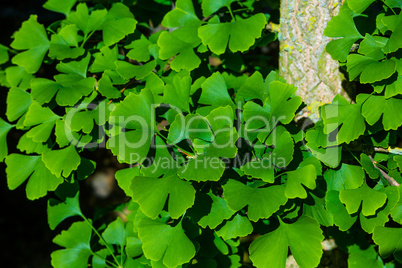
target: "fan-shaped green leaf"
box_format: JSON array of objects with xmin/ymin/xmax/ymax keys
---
[
  {"xmin": 198, "ymin": 192, "xmax": 235, "ymax": 229},
  {"xmin": 49, "ymin": 24, "xmax": 85, "ymax": 60},
  {"xmin": 321, "ymin": 95, "xmax": 365, "ymax": 144},
  {"xmin": 10, "ymin": 15, "xmax": 49, "ymax": 73},
  {"xmin": 42, "ymin": 145, "xmax": 81, "ymax": 178},
  {"xmin": 324, "ymin": 163, "xmax": 365, "ymax": 191},
  {"xmin": 67, "ymin": 3, "xmax": 107, "ymax": 36},
  {"xmin": 0, "ymin": 118, "xmax": 14, "ymax": 161},
  {"xmin": 131, "ymin": 174, "xmax": 195, "ymax": 219},
  {"xmin": 6, "ymin": 154, "xmax": 63, "ymax": 200},
  {"xmin": 201, "ymin": 0, "xmax": 236, "ymax": 17},
  {"xmin": 249, "ymin": 216, "xmax": 324, "ymax": 268},
  {"xmin": 215, "ymin": 214, "xmax": 253, "ymax": 240},
  {"xmin": 198, "ymin": 13, "xmax": 267, "ymax": 55},
  {"xmin": 138, "ymin": 218, "xmax": 196, "ymax": 268},
  {"xmin": 101, "ymin": 3, "xmax": 137, "ymax": 46},
  {"xmin": 339, "ymin": 183, "xmax": 387, "ymax": 216},
  {"xmin": 383, "ymin": 11, "xmax": 402, "ymax": 53},
  {"xmin": 162, "ymin": 0, "xmax": 200, "ymax": 28},
  {"xmin": 223, "ymin": 179, "xmax": 288, "ymax": 221},
  {"xmin": 326, "ymin": 190, "xmax": 357, "ymax": 231},
  {"xmin": 47, "ymin": 191, "xmax": 83, "ymax": 230},
  {"xmin": 285, "ymin": 165, "xmax": 317, "ymax": 199},
  {"xmin": 324, "ymin": 8, "xmax": 363, "ymax": 62},
  {"xmin": 360, "ymin": 186, "xmax": 399, "ymax": 233},
  {"xmin": 51, "ymin": 221, "xmax": 93, "ymax": 268},
  {"xmin": 43, "ymin": 0, "xmax": 77, "ymax": 16},
  {"xmin": 373, "ymin": 226, "xmax": 402, "ymax": 263},
  {"xmin": 107, "ymin": 89, "xmax": 154, "ymax": 164},
  {"xmin": 359, "ymin": 94, "xmax": 402, "ymax": 131},
  {"xmin": 346, "ymin": 54, "xmax": 396, "ymax": 83},
  {"xmin": 6, "ymin": 87, "xmax": 32, "ymax": 122}
]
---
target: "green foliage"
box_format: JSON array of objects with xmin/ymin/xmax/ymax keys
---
[{"xmin": 0, "ymin": 0, "xmax": 402, "ymax": 267}]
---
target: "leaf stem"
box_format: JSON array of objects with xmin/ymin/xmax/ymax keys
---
[
  {"xmin": 81, "ymin": 215, "xmax": 121, "ymax": 267},
  {"xmin": 155, "ymin": 128, "xmax": 195, "ymax": 158},
  {"xmin": 345, "ymin": 146, "xmax": 362, "ymax": 165},
  {"xmin": 227, "ymin": 5, "xmax": 236, "ymax": 21}
]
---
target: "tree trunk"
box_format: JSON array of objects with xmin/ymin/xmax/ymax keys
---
[{"xmin": 279, "ymin": 0, "xmax": 347, "ymax": 119}]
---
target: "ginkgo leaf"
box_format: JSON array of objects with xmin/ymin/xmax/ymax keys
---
[
  {"xmin": 163, "ymin": 75, "xmax": 191, "ymax": 113},
  {"xmin": 42, "ymin": 145, "xmax": 81, "ymax": 178},
  {"xmin": 199, "ymin": 72, "xmax": 236, "ymax": 110},
  {"xmin": 373, "ymin": 226, "xmax": 402, "ymax": 263},
  {"xmin": 201, "ymin": 0, "xmax": 236, "ymax": 17},
  {"xmin": 115, "ymin": 166, "xmax": 140, "ymax": 197},
  {"xmin": 67, "ymin": 3, "xmax": 107, "ymax": 36},
  {"xmin": 383, "ymin": 11, "xmax": 402, "ymax": 53},
  {"xmin": 48, "ymin": 24, "xmax": 85, "ymax": 60},
  {"xmin": 5, "ymin": 66, "xmax": 34, "ymax": 90},
  {"xmin": 321, "ymin": 95, "xmax": 366, "ymax": 144},
  {"xmin": 43, "ymin": 0, "xmax": 77, "ymax": 16},
  {"xmin": 358, "ymin": 94, "xmax": 402, "ymax": 131},
  {"xmin": 0, "ymin": 118, "xmax": 14, "ymax": 161},
  {"xmin": 101, "ymin": 3, "xmax": 138, "ymax": 46},
  {"xmin": 236, "ymin": 71, "xmax": 280, "ymax": 101},
  {"xmin": 391, "ymin": 186, "xmax": 402, "ymax": 224},
  {"xmin": 348, "ymin": 0, "xmax": 375, "ymax": 13},
  {"xmin": 346, "ymin": 54, "xmax": 396, "ymax": 83},
  {"xmin": 324, "ymin": 163, "xmax": 365, "ymax": 191},
  {"xmin": 324, "ymin": 8, "xmax": 363, "ymax": 62},
  {"xmin": 0, "ymin": 44, "xmax": 9, "ymax": 65},
  {"xmin": 223, "ymin": 179, "xmax": 288, "ymax": 222},
  {"xmin": 107, "ymin": 89, "xmax": 155, "ymax": 164},
  {"xmin": 23, "ymin": 102, "xmax": 60, "ymax": 142},
  {"xmin": 17, "ymin": 132, "xmax": 50, "ymax": 155},
  {"xmin": 131, "ymin": 174, "xmax": 195, "ymax": 219},
  {"xmin": 178, "ymin": 152, "xmax": 226, "ymax": 182},
  {"xmin": 158, "ymin": 22, "xmax": 202, "ymax": 72},
  {"xmin": 6, "ymin": 87, "xmax": 32, "ymax": 122},
  {"xmin": 357, "ymin": 34, "xmax": 387, "ymax": 60},
  {"xmin": 115, "ymin": 60, "xmax": 156, "ymax": 80},
  {"xmin": 285, "ymin": 165, "xmax": 317, "ymax": 199},
  {"xmin": 241, "ymin": 157, "xmax": 275, "ymax": 183},
  {"xmin": 303, "ymin": 193, "xmax": 334, "ymax": 227},
  {"xmin": 138, "ymin": 218, "xmax": 196, "ymax": 268},
  {"xmin": 249, "ymin": 216, "xmax": 324, "ymax": 268},
  {"xmin": 215, "ymin": 214, "xmax": 253, "ymax": 241},
  {"xmin": 198, "ymin": 13, "xmax": 266, "ymax": 55},
  {"xmin": 161, "ymin": 0, "xmax": 200, "ymax": 28},
  {"xmin": 339, "ymin": 183, "xmax": 387, "ymax": 216},
  {"xmin": 10, "ymin": 15, "xmax": 49, "ymax": 73},
  {"xmin": 243, "ymin": 81, "xmax": 302, "ymax": 129},
  {"xmin": 47, "ymin": 190, "xmax": 83, "ymax": 230},
  {"xmin": 102, "ymin": 217, "xmax": 129, "ymax": 247},
  {"xmin": 360, "ymin": 186, "xmax": 399, "ymax": 233},
  {"xmin": 31, "ymin": 54, "xmax": 96, "ymax": 106},
  {"xmin": 272, "ymin": 131, "xmax": 294, "ymax": 168},
  {"xmin": 51, "ymin": 221, "xmax": 93, "ymax": 268},
  {"xmin": 126, "ymin": 35, "xmax": 152, "ymax": 62},
  {"xmin": 6, "ymin": 154, "xmax": 63, "ymax": 200},
  {"xmin": 326, "ymin": 190, "xmax": 357, "ymax": 231},
  {"xmin": 198, "ymin": 192, "xmax": 235, "ymax": 229},
  {"xmin": 360, "ymin": 153, "xmax": 380, "ymax": 179},
  {"xmin": 348, "ymin": 245, "xmax": 382, "ymax": 268}
]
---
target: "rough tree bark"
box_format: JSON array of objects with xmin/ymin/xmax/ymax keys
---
[{"xmin": 278, "ymin": 0, "xmax": 348, "ymax": 119}]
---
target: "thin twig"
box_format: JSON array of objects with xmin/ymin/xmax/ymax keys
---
[{"xmin": 368, "ymin": 155, "xmax": 400, "ymax": 187}]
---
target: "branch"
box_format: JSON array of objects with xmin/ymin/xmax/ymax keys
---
[{"xmin": 368, "ymin": 156, "xmax": 400, "ymax": 187}]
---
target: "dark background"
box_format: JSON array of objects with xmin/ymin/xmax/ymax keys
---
[{"xmin": 0, "ymin": 1, "xmax": 55, "ymax": 267}]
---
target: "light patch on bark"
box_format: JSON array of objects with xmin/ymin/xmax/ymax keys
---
[{"xmin": 279, "ymin": 0, "xmax": 348, "ymax": 119}]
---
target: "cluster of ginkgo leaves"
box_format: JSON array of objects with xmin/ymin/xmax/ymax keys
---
[{"xmin": 0, "ymin": 0, "xmax": 402, "ymax": 267}]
